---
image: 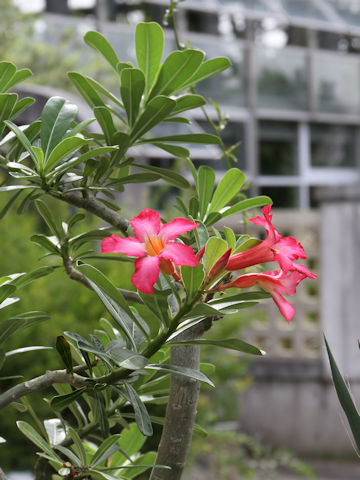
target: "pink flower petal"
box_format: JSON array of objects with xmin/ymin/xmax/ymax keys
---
[
  {"xmin": 160, "ymin": 218, "xmax": 199, "ymax": 242},
  {"xmin": 130, "ymin": 208, "xmax": 161, "ymax": 242},
  {"xmin": 161, "ymin": 242, "xmax": 199, "ymax": 266},
  {"xmin": 101, "ymin": 235, "xmax": 147, "ymax": 257},
  {"xmin": 271, "ymin": 291, "xmax": 295, "ymax": 323},
  {"xmin": 132, "ymin": 256, "xmax": 161, "ymax": 294}
]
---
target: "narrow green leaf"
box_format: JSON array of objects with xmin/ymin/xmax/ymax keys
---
[
  {"xmin": 170, "ymin": 94, "xmax": 206, "ymax": 115},
  {"xmin": 182, "ymin": 57, "xmax": 231, "ymax": 89},
  {"xmin": 35, "ymin": 199, "xmax": 64, "ymax": 240},
  {"xmin": 133, "ymin": 163, "xmax": 190, "ymax": 188},
  {"xmin": 0, "ymin": 93, "xmax": 17, "ymax": 135},
  {"xmin": 221, "ymin": 196, "xmax": 272, "ymax": 218},
  {"xmin": 209, "ymin": 168, "xmax": 245, "ymax": 214},
  {"xmin": 31, "ymin": 234, "xmax": 60, "ymax": 254},
  {"xmin": 0, "ymin": 62, "xmax": 16, "ymax": 93},
  {"xmin": 197, "ymin": 166, "xmax": 215, "ymax": 219},
  {"xmin": 124, "ymin": 382, "xmax": 153, "ymax": 436},
  {"xmin": 56, "ymin": 335, "xmax": 73, "ymax": 374},
  {"xmin": 95, "ymin": 390, "xmax": 110, "ymax": 437},
  {"xmin": 55, "ymin": 445, "xmax": 82, "ymax": 466},
  {"xmin": 2, "ymin": 67, "xmax": 32, "ymax": 92},
  {"xmin": 0, "ymin": 284, "xmax": 16, "ymax": 304},
  {"xmin": 93, "ymin": 106, "xmax": 115, "ymax": 144},
  {"xmin": 90, "ymin": 435, "xmax": 123, "ymax": 467},
  {"xmin": 68, "ymin": 72, "xmax": 105, "ymax": 109},
  {"xmin": 108, "ymin": 423, "xmax": 145, "ymax": 467},
  {"xmin": 325, "ymin": 337, "xmax": 360, "ymax": 452},
  {"xmin": 138, "ymin": 133, "xmax": 220, "ymax": 145},
  {"xmin": 40, "ymin": 96, "xmax": 78, "ymax": 160},
  {"xmin": 84, "ymin": 31, "xmax": 119, "ymax": 71},
  {"xmin": 68, "ymin": 427, "xmax": 87, "ymax": 465},
  {"xmin": 121, "ymin": 68, "xmax": 145, "ymax": 126},
  {"xmin": 44, "ymin": 136, "xmax": 87, "ymax": 173},
  {"xmin": 146, "ymin": 364, "xmax": 214, "ymax": 387},
  {"xmin": 10, "ymin": 97, "xmax": 35, "ymax": 121},
  {"xmin": 151, "ymin": 143, "xmax": 190, "ymax": 158},
  {"xmin": 130, "ymin": 96, "xmax": 176, "ymax": 142},
  {"xmin": 168, "ymin": 338, "xmax": 264, "ymax": 355},
  {"xmin": 135, "ymin": 22, "xmax": 164, "ymax": 95},
  {"xmin": 0, "ymin": 185, "xmax": 39, "ymax": 192},
  {"xmin": 119, "ymin": 452, "xmax": 157, "ymax": 479},
  {"xmin": 50, "ymin": 387, "xmax": 87, "ymax": 411},
  {"xmin": 149, "ymin": 49, "xmax": 204, "ymax": 98},
  {"xmin": 4, "ymin": 120, "xmax": 40, "ymax": 169},
  {"xmin": 17, "ymin": 421, "xmax": 62, "ymax": 461},
  {"xmin": 106, "ymin": 341, "xmax": 148, "ymax": 370}
]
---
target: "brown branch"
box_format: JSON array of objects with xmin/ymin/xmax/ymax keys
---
[
  {"xmin": 150, "ymin": 319, "xmax": 212, "ymax": 480},
  {"xmin": 56, "ymin": 190, "xmax": 129, "ymax": 234},
  {"xmin": 0, "ymin": 370, "xmax": 87, "ymax": 411}
]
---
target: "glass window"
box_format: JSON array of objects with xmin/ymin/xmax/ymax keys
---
[
  {"xmin": 327, "ymin": 0, "xmax": 360, "ymax": 28},
  {"xmin": 190, "ymin": 37, "xmax": 244, "ymax": 107},
  {"xmin": 259, "ymin": 121, "xmax": 298, "ymax": 175},
  {"xmin": 314, "ymin": 52, "xmax": 360, "ymax": 114},
  {"xmin": 310, "ymin": 124, "xmax": 357, "ymax": 167},
  {"xmin": 256, "ymin": 47, "xmax": 308, "ymax": 110},
  {"xmin": 259, "ymin": 186, "xmax": 299, "ymax": 208},
  {"xmin": 278, "ymin": 0, "xmax": 329, "ymax": 22}
]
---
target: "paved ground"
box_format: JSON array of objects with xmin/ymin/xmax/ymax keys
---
[{"xmin": 185, "ymin": 460, "xmax": 360, "ymax": 479}]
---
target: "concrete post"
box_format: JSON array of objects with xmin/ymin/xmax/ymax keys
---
[{"xmin": 321, "ymin": 198, "xmax": 360, "ymax": 379}]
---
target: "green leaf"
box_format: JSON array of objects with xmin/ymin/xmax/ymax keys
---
[
  {"xmin": 108, "ymin": 423, "xmax": 146, "ymax": 467},
  {"xmin": 324, "ymin": 337, "xmax": 360, "ymax": 453},
  {"xmin": 106, "ymin": 341, "xmax": 148, "ymax": 370},
  {"xmin": 10, "ymin": 97, "xmax": 35, "ymax": 121},
  {"xmin": 4, "ymin": 120, "xmax": 40, "ymax": 169},
  {"xmin": 44, "ymin": 136, "xmax": 87, "ymax": 173},
  {"xmin": 55, "ymin": 445, "xmax": 82, "ymax": 467},
  {"xmin": 130, "ymin": 96, "xmax": 176, "ymax": 142},
  {"xmin": 68, "ymin": 72, "xmax": 106, "ymax": 109},
  {"xmin": 109, "ymin": 173, "xmax": 160, "ymax": 185},
  {"xmin": 12, "ymin": 266, "xmax": 56, "ymax": 288},
  {"xmin": 68, "ymin": 427, "xmax": 87, "ymax": 465},
  {"xmin": 221, "ymin": 196, "xmax": 272, "ymax": 218},
  {"xmin": 0, "ymin": 62, "xmax": 16, "ymax": 93},
  {"xmin": 135, "ymin": 22, "xmax": 164, "ymax": 95},
  {"xmin": 121, "ymin": 68, "xmax": 145, "ymax": 127},
  {"xmin": 204, "ymin": 236, "xmax": 228, "ymax": 272},
  {"xmin": 89, "ymin": 435, "xmax": 122, "ymax": 467},
  {"xmin": 2, "ymin": 67, "xmax": 32, "ymax": 92},
  {"xmin": 85, "ymin": 278, "xmax": 137, "ymax": 351},
  {"xmin": 146, "ymin": 364, "xmax": 214, "ymax": 387},
  {"xmin": 149, "ymin": 49, "xmax": 204, "ymax": 98},
  {"xmin": 50, "ymin": 387, "xmax": 87, "ymax": 411},
  {"xmin": 197, "ymin": 166, "xmax": 215, "ymax": 219},
  {"xmin": 183, "ymin": 57, "xmax": 231, "ymax": 89},
  {"xmin": 94, "ymin": 106, "xmax": 116, "ymax": 144},
  {"xmin": 0, "ymin": 284, "xmax": 16, "ymax": 304},
  {"xmin": 168, "ymin": 338, "xmax": 264, "ymax": 355},
  {"xmin": 0, "ymin": 93, "xmax": 17, "ymax": 135},
  {"xmin": 170, "ymin": 94, "xmax": 206, "ymax": 115},
  {"xmin": 138, "ymin": 133, "xmax": 220, "ymax": 145},
  {"xmin": 181, "ymin": 263, "xmax": 204, "ymax": 298},
  {"xmin": 84, "ymin": 31, "xmax": 119, "ymax": 72},
  {"xmin": 0, "ymin": 185, "xmax": 39, "ymax": 192},
  {"xmin": 17, "ymin": 421, "xmax": 62, "ymax": 462},
  {"xmin": 133, "ymin": 163, "xmax": 190, "ymax": 188},
  {"xmin": 31, "ymin": 234, "xmax": 59, "ymax": 254},
  {"xmin": 35, "ymin": 199, "xmax": 64, "ymax": 240},
  {"xmin": 40, "ymin": 96, "xmax": 78, "ymax": 161},
  {"xmin": 209, "ymin": 291, "xmax": 270, "ymax": 305},
  {"xmin": 124, "ymin": 382, "xmax": 153, "ymax": 436},
  {"xmin": 0, "ymin": 313, "xmax": 49, "ymax": 344},
  {"xmin": 120, "ymin": 452, "xmax": 157, "ymax": 479},
  {"xmin": 95, "ymin": 390, "xmax": 110, "ymax": 437},
  {"xmin": 151, "ymin": 143, "xmax": 190, "ymax": 158},
  {"xmin": 209, "ymin": 168, "xmax": 245, "ymax": 214},
  {"xmin": 56, "ymin": 335, "xmax": 73, "ymax": 374}
]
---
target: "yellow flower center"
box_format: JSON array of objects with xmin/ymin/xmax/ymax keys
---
[{"xmin": 145, "ymin": 236, "xmax": 165, "ymax": 256}]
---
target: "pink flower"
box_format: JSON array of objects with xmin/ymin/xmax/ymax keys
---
[
  {"xmin": 101, "ymin": 208, "xmax": 199, "ymax": 294},
  {"xmin": 218, "ymin": 270, "xmax": 307, "ymax": 322},
  {"xmin": 226, "ymin": 206, "xmax": 317, "ymax": 279}
]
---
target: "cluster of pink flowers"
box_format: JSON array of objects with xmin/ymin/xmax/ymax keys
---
[{"xmin": 101, "ymin": 206, "xmax": 316, "ymax": 322}]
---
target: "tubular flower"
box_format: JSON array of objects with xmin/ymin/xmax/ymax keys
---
[
  {"xmin": 101, "ymin": 208, "xmax": 199, "ymax": 294},
  {"xmin": 218, "ymin": 270, "xmax": 307, "ymax": 322},
  {"xmin": 226, "ymin": 205, "xmax": 317, "ymax": 279}
]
